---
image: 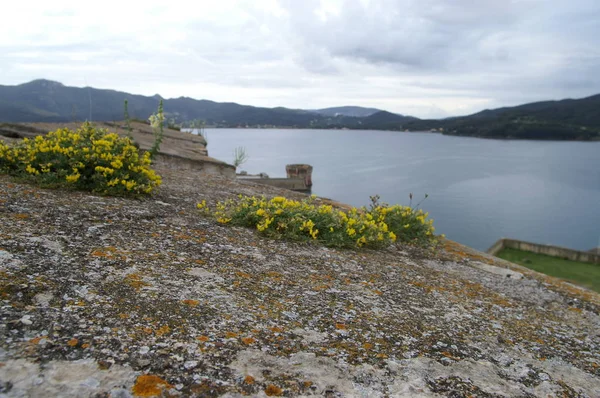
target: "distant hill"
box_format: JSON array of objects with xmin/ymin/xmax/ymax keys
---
[
  {"xmin": 310, "ymin": 106, "xmax": 383, "ymax": 117},
  {"xmin": 0, "ymin": 80, "xmax": 323, "ymax": 127},
  {"xmin": 0, "ymin": 79, "xmax": 599, "ymax": 140},
  {"xmin": 402, "ymin": 94, "xmax": 600, "ymax": 140}
]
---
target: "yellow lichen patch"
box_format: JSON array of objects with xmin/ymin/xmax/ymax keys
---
[
  {"xmin": 196, "ymin": 335, "xmax": 210, "ymax": 342},
  {"xmin": 441, "ymin": 351, "xmax": 460, "ymax": 360},
  {"xmin": 335, "ymin": 323, "xmax": 347, "ymax": 330},
  {"xmin": 28, "ymin": 336, "xmax": 47, "ymax": 345},
  {"xmin": 363, "ymin": 342, "xmax": 373, "ymax": 350},
  {"xmin": 182, "ymin": 299, "xmax": 200, "ymax": 307},
  {"xmin": 91, "ymin": 246, "xmax": 128, "ymax": 260},
  {"xmin": 67, "ymin": 338, "xmax": 78, "ymax": 347},
  {"xmin": 226, "ymin": 331, "xmax": 239, "ymax": 339},
  {"xmin": 265, "ymin": 384, "xmax": 283, "ymax": 396},
  {"xmin": 269, "ymin": 326, "xmax": 284, "ymax": 333},
  {"xmin": 132, "ymin": 375, "xmax": 173, "ymax": 397},
  {"xmin": 236, "ymin": 271, "xmax": 251, "ymax": 279},
  {"xmin": 155, "ymin": 325, "xmax": 171, "ymax": 337},
  {"xmin": 119, "ymin": 313, "xmax": 129, "ymax": 319},
  {"xmin": 81, "ymin": 343, "xmax": 90, "ymax": 349},
  {"xmin": 244, "ymin": 375, "xmax": 255, "ymax": 384},
  {"xmin": 124, "ymin": 273, "xmax": 150, "ymax": 291},
  {"xmin": 241, "ymin": 337, "xmax": 255, "ymax": 345},
  {"xmin": 13, "ymin": 213, "xmax": 29, "ymax": 220}
]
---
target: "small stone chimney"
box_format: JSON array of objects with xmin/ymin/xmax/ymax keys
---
[{"xmin": 285, "ymin": 164, "xmax": 313, "ymax": 188}]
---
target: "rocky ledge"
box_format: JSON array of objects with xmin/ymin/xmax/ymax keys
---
[{"xmin": 0, "ymin": 165, "xmax": 599, "ymax": 397}]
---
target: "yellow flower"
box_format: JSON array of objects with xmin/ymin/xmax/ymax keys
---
[
  {"xmin": 65, "ymin": 173, "xmax": 81, "ymax": 183},
  {"xmin": 25, "ymin": 164, "xmax": 39, "ymax": 175},
  {"xmin": 197, "ymin": 200, "xmax": 207, "ymax": 210}
]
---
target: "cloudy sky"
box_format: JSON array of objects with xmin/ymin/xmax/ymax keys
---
[{"xmin": 1, "ymin": 0, "xmax": 599, "ymax": 118}]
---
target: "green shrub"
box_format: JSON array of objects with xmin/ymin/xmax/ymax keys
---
[
  {"xmin": 0, "ymin": 122, "xmax": 162, "ymax": 196},
  {"xmin": 198, "ymin": 194, "xmax": 437, "ymax": 249}
]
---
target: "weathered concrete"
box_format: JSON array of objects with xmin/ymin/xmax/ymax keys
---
[
  {"xmin": 153, "ymin": 153, "xmax": 235, "ymax": 179},
  {"xmin": 285, "ymin": 164, "xmax": 313, "ymax": 188},
  {"xmin": 237, "ymin": 176, "xmax": 310, "ymax": 192},
  {"xmin": 488, "ymin": 238, "xmax": 600, "ymax": 264}
]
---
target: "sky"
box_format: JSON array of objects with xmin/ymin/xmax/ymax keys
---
[{"xmin": 1, "ymin": 0, "xmax": 600, "ymax": 118}]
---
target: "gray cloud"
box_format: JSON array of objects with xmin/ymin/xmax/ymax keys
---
[{"xmin": 1, "ymin": 0, "xmax": 600, "ymax": 118}]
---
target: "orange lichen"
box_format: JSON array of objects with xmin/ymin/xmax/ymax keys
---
[
  {"xmin": 182, "ymin": 299, "xmax": 200, "ymax": 307},
  {"xmin": 335, "ymin": 323, "xmax": 347, "ymax": 330},
  {"xmin": 441, "ymin": 351, "xmax": 460, "ymax": 360},
  {"xmin": 241, "ymin": 337, "xmax": 255, "ymax": 345},
  {"xmin": 67, "ymin": 338, "xmax": 78, "ymax": 347},
  {"xmin": 82, "ymin": 343, "xmax": 90, "ymax": 349},
  {"xmin": 269, "ymin": 326, "xmax": 284, "ymax": 333},
  {"xmin": 155, "ymin": 325, "xmax": 171, "ymax": 337},
  {"xmin": 196, "ymin": 335, "xmax": 210, "ymax": 342},
  {"xmin": 244, "ymin": 375, "xmax": 255, "ymax": 384},
  {"xmin": 236, "ymin": 271, "xmax": 251, "ymax": 279},
  {"xmin": 14, "ymin": 213, "xmax": 29, "ymax": 220},
  {"xmin": 29, "ymin": 336, "xmax": 44, "ymax": 345},
  {"xmin": 363, "ymin": 342, "xmax": 373, "ymax": 350},
  {"xmin": 226, "ymin": 331, "xmax": 239, "ymax": 339},
  {"xmin": 125, "ymin": 273, "xmax": 150, "ymax": 290},
  {"xmin": 265, "ymin": 384, "xmax": 283, "ymax": 396},
  {"xmin": 132, "ymin": 375, "xmax": 173, "ymax": 397},
  {"xmin": 119, "ymin": 313, "xmax": 129, "ymax": 319}
]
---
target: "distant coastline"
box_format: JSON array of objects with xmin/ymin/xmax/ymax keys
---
[
  {"xmin": 195, "ymin": 126, "xmax": 600, "ymax": 142},
  {"xmin": 2, "ymin": 79, "xmax": 600, "ymax": 142}
]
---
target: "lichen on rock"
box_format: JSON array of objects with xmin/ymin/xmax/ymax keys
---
[{"xmin": 0, "ymin": 165, "xmax": 599, "ymax": 397}]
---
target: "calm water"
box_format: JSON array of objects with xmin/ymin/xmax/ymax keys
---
[{"xmin": 199, "ymin": 128, "xmax": 600, "ymax": 252}]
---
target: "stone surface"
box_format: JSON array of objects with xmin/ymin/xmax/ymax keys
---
[{"xmin": 0, "ymin": 166, "xmax": 599, "ymax": 397}]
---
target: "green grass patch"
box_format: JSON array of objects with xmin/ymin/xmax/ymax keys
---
[{"xmin": 496, "ymin": 248, "xmax": 600, "ymax": 293}]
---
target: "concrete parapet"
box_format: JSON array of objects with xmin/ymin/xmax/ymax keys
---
[
  {"xmin": 286, "ymin": 164, "xmax": 313, "ymax": 188},
  {"xmin": 153, "ymin": 153, "xmax": 235, "ymax": 179},
  {"xmin": 487, "ymin": 238, "xmax": 600, "ymax": 265},
  {"xmin": 240, "ymin": 177, "xmax": 310, "ymax": 192}
]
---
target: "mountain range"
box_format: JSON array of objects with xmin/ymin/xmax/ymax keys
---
[{"xmin": 0, "ymin": 79, "xmax": 599, "ymax": 140}]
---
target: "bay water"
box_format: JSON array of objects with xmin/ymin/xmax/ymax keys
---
[{"xmin": 200, "ymin": 128, "xmax": 600, "ymax": 252}]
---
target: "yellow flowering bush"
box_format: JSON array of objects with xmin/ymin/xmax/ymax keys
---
[
  {"xmin": 0, "ymin": 122, "xmax": 161, "ymax": 196},
  {"xmin": 199, "ymin": 194, "xmax": 436, "ymax": 249}
]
